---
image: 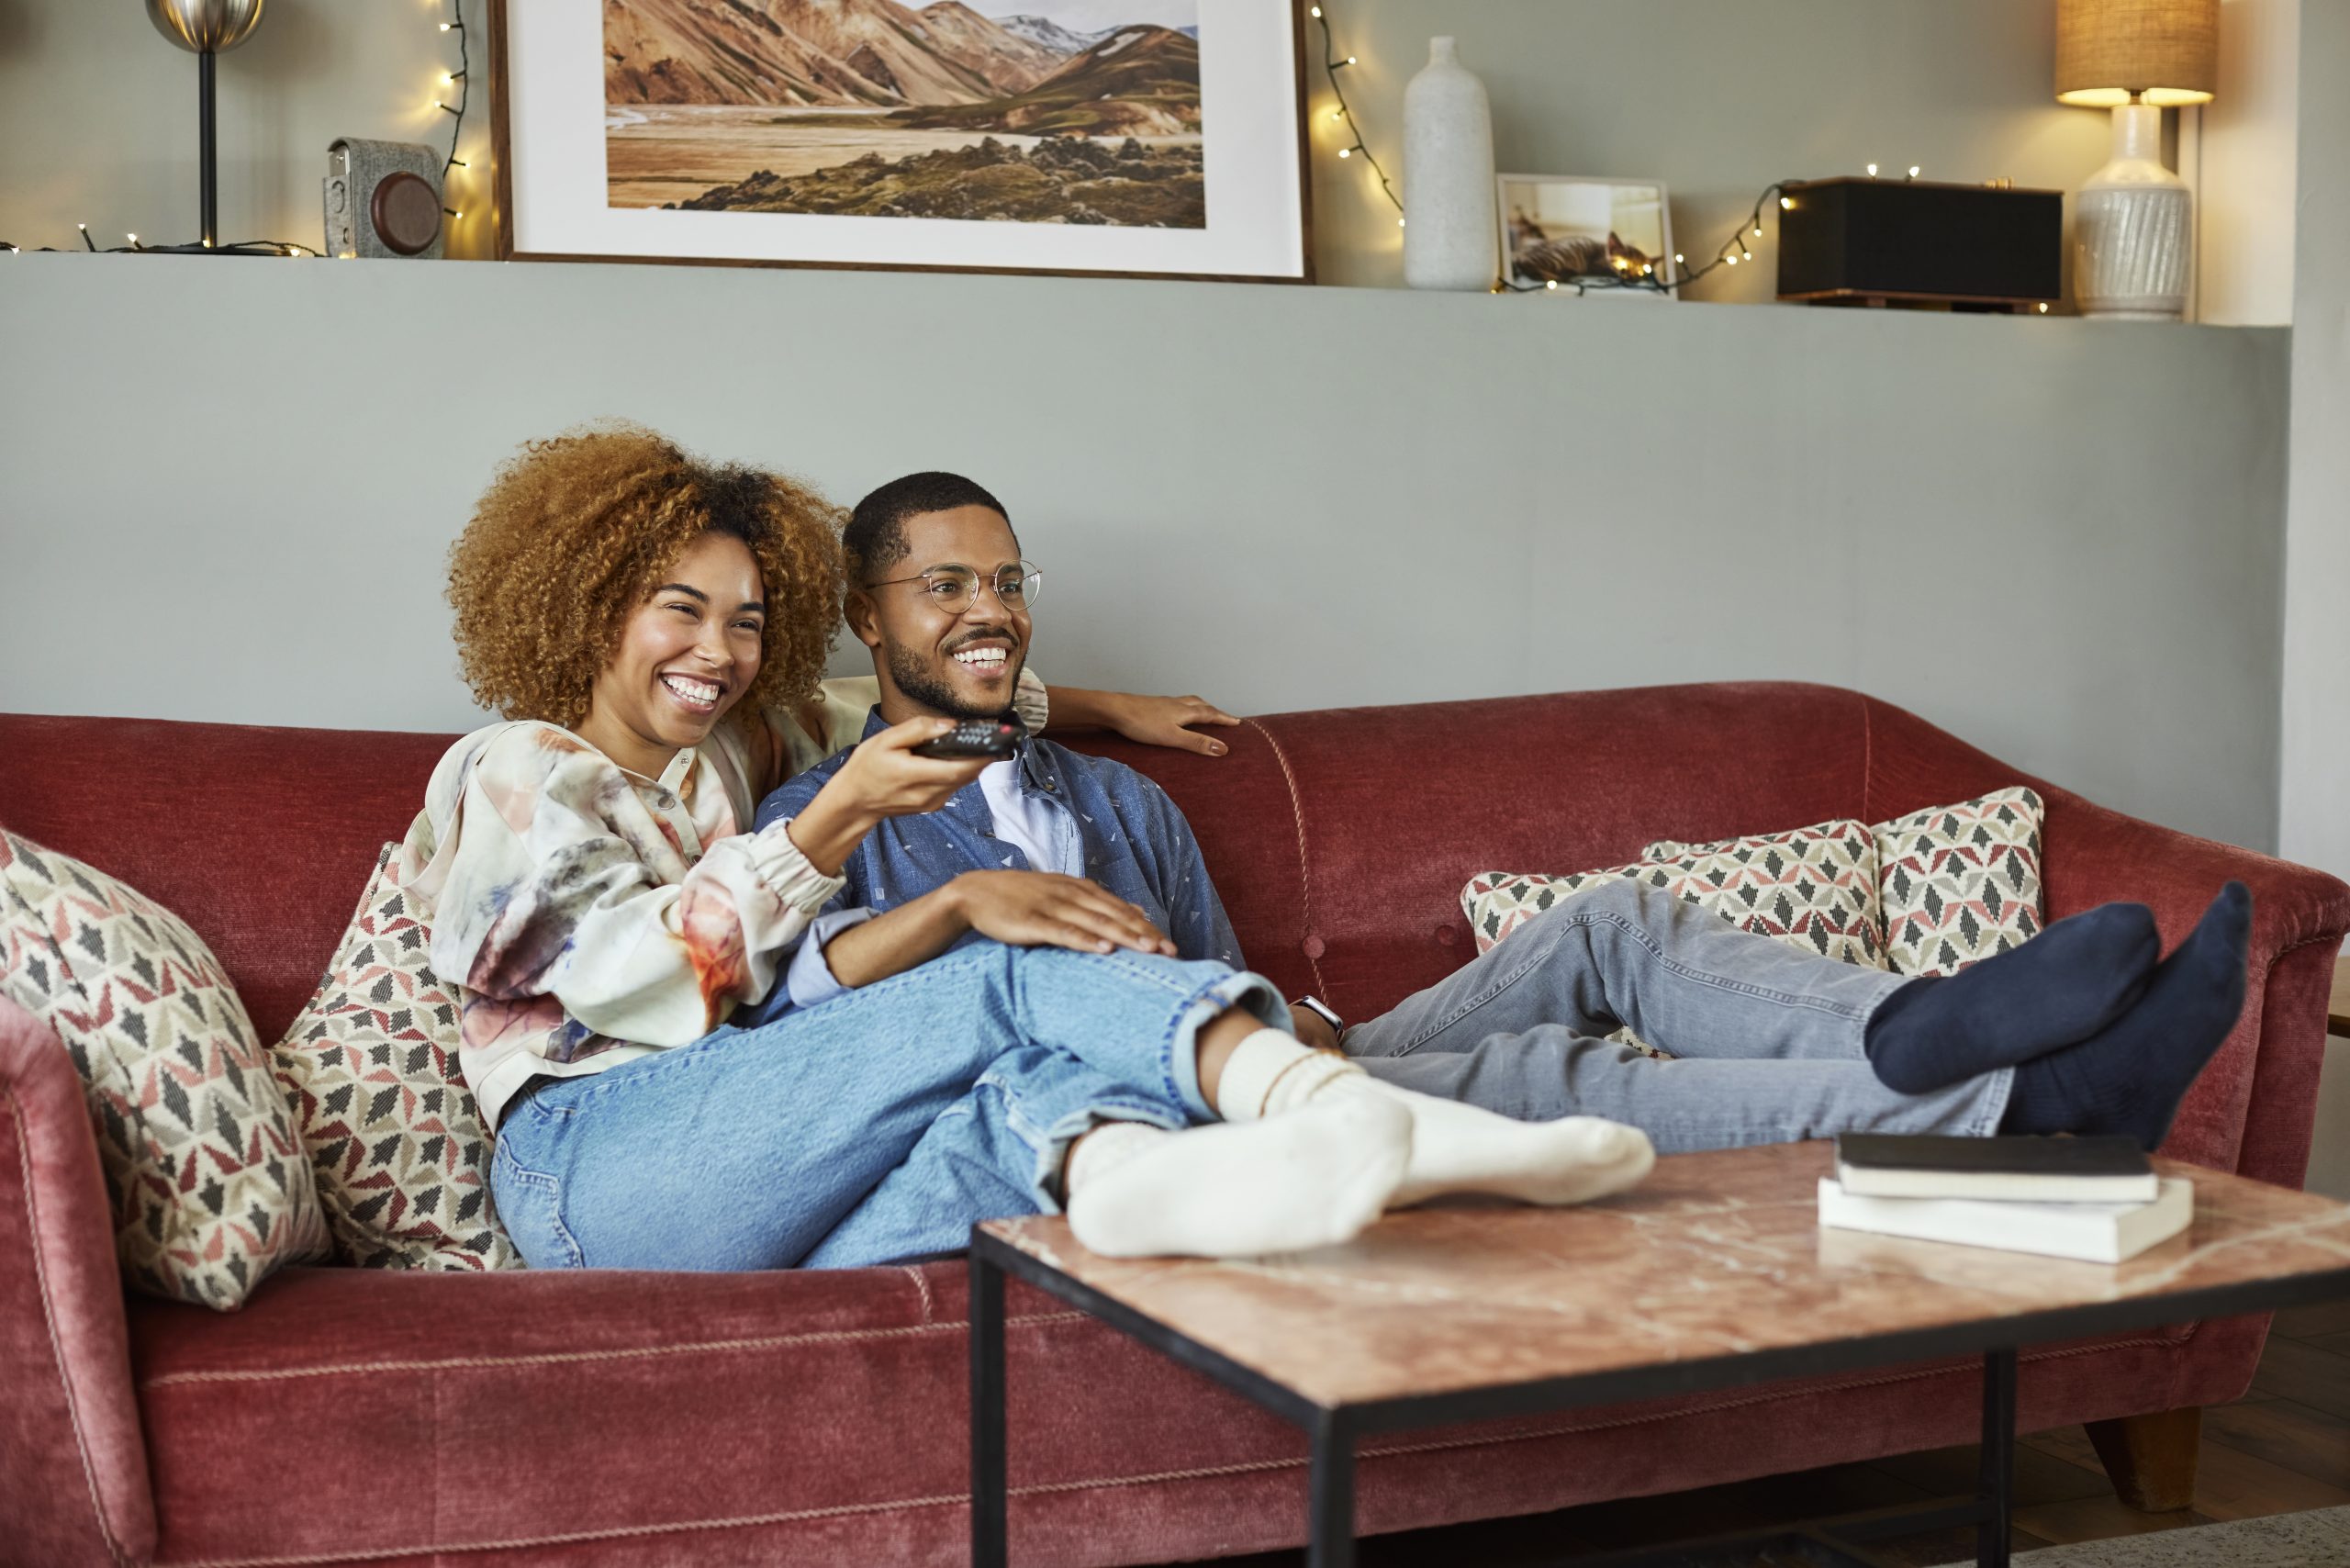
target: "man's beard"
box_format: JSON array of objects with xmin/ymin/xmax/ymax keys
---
[{"xmin": 887, "ymin": 642, "xmax": 1026, "ymax": 722}]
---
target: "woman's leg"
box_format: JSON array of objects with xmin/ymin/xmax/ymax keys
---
[{"xmin": 487, "ymin": 940, "xmax": 1282, "ymax": 1271}]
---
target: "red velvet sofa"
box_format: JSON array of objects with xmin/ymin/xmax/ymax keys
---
[{"xmin": 5, "ymin": 682, "xmax": 2346, "ymax": 1568}]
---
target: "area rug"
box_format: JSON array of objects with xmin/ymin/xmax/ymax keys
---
[{"xmin": 1928, "ymin": 1503, "xmax": 2350, "ymax": 1566}]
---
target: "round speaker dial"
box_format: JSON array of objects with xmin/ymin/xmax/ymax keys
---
[{"xmin": 371, "ymin": 171, "xmax": 442, "ymax": 256}]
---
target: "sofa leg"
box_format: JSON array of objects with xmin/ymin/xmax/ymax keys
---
[{"xmin": 2085, "ymin": 1407, "xmax": 2203, "ymax": 1512}]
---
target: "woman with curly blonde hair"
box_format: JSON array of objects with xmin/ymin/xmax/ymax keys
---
[{"xmin": 396, "ymin": 422, "xmax": 1283, "ymax": 1271}]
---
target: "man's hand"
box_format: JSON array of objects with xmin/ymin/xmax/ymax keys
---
[
  {"xmin": 950, "ymin": 870, "xmax": 1178, "ymax": 957},
  {"xmin": 1289, "ymin": 1002, "xmax": 1341, "ymax": 1052},
  {"xmin": 1047, "ymin": 687, "xmax": 1241, "ymax": 758}
]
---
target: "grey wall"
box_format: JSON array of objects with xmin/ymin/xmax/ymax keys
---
[{"xmin": 0, "ymin": 255, "xmax": 2288, "ymax": 852}]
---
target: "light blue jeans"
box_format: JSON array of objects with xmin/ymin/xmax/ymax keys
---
[
  {"xmin": 1344, "ymin": 879, "xmax": 2014, "ymax": 1152},
  {"xmin": 488, "ymin": 941, "xmax": 1287, "ymax": 1272}
]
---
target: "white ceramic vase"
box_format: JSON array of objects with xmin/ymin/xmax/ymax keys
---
[
  {"xmin": 2074, "ymin": 102, "xmax": 2192, "ymax": 319},
  {"xmin": 1402, "ymin": 36, "xmax": 1497, "ymax": 291}
]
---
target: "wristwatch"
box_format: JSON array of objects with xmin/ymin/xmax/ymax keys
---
[{"xmin": 1292, "ymin": 994, "xmax": 1344, "ymax": 1033}]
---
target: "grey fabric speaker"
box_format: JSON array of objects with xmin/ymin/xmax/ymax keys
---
[{"xmin": 324, "ymin": 140, "xmax": 445, "ymax": 260}]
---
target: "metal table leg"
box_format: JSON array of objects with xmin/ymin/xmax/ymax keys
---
[
  {"xmin": 1977, "ymin": 1347, "xmax": 2017, "ymax": 1568},
  {"xmin": 1307, "ymin": 1410, "xmax": 1356, "ymax": 1568},
  {"xmin": 972, "ymin": 1247, "xmax": 1008, "ymax": 1568}
]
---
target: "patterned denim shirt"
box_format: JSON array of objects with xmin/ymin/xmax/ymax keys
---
[{"xmin": 742, "ymin": 708, "xmax": 1244, "ymax": 1025}]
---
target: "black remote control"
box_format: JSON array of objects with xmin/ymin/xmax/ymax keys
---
[{"xmin": 913, "ymin": 720, "xmax": 1020, "ymax": 759}]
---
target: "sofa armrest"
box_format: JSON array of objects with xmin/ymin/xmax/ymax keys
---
[
  {"xmin": 0, "ymin": 994, "xmax": 157, "ymax": 1566},
  {"xmin": 2036, "ymin": 784, "xmax": 2350, "ymax": 1188}
]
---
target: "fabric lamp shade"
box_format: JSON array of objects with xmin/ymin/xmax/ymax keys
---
[{"xmin": 2055, "ymin": 0, "xmax": 2220, "ymax": 105}]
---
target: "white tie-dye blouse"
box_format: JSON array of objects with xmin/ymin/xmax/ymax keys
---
[{"xmin": 393, "ymin": 671, "xmax": 1050, "ymax": 1131}]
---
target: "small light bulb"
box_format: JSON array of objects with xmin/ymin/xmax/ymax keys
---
[
  {"xmin": 127, "ymin": 231, "xmax": 139, "ymax": 244},
  {"xmin": 1397, "ymin": 218, "xmax": 1405, "ymax": 228},
  {"xmin": 1780, "ymin": 196, "xmax": 1795, "ymax": 210},
  {"xmin": 1345, "ymin": 54, "xmax": 1358, "ymax": 65},
  {"xmin": 1908, "ymin": 165, "xmax": 1921, "ymax": 178},
  {"xmin": 1640, "ymin": 263, "xmax": 1652, "ymax": 274},
  {"xmin": 1331, "ymin": 109, "xmax": 1344, "ymax": 121},
  {"xmin": 445, "ymin": 207, "xmax": 464, "ymax": 219},
  {"xmin": 442, "ymin": 73, "xmax": 456, "ymax": 84},
  {"xmin": 1866, "ymin": 162, "xmax": 1879, "ymax": 177},
  {"xmin": 439, "ymin": 19, "xmax": 453, "ymax": 29},
  {"xmin": 1673, "ymin": 252, "xmax": 1684, "ymax": 264},
  {"xmin": 1337, "ymin": 147, "xmax": 1350, "ymax": 159},
  {"xmin": 1741, "ymin": 249, "xmax": 1752, "ymax": 261},
  {"xmin": 2037, "ymin": 302, "xmax": 2050, "ymax": 313},
  {"xmin": 1309, "ymin": 4, "xmax": 1320, "ymax": 13},
  {"xmin": 1752, "ymin": 224, "xmax": 1762, "ymax": 238},
  {"xmin": 1724, "ymin": 253, "xmax": 1738, "ymax": 266},
  {"xmin": 1545, "ymin": 280, "xmax": 1559, "ymax": 291}
]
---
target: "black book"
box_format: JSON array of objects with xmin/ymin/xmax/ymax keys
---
[{"xmin": 1833, "ymin": 1134, "xmax": 2158, "ymax": 1203}]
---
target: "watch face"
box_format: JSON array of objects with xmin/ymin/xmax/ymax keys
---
[{"xmin": 1294, "ymin": 996, "xmax": 1342, "ymax": 1030}]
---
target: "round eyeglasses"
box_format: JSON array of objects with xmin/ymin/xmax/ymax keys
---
[{"xmin": 867, "ymin": 562, "xmax": 1043, "ymax": 616}]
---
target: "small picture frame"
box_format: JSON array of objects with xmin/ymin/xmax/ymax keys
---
[{"xmin": 1496, "ymin": 174, "xmax": 1674, "ymax": 297}]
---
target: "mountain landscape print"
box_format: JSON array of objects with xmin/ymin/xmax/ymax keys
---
[{"xmin": 602, "ymin": 0, "xmax": 1205, "ymax": 227}]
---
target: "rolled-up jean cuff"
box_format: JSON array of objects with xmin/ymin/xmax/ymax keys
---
[
  {"xmin": 1027, "ymin": 1096, "xmax": 1189, "ymax": 1213},
  {"xmin": 1162, "ymin": 965, "xmax": 1292, "ymax": 1119}
]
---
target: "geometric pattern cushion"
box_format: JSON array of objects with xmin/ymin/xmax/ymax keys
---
[
  {"xmin": 1874, "ymin": 786, "xmax": 2045, "ymax": 977},
  {"xmin": 0, "ymin": 827, "xmax": 329, "ymax": 1309},
  {"xmin": 269, "ymin": 846, "xmax": 520, "ymax": 1271},
  {"xmin": 1462, "ymin": 818, "xmax": 1886, "ymax": 1058}
]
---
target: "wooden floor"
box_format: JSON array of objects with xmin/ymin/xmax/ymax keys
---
[{"xmin": 1194, "ymin": 1301, "xmax": 2350, "ymax": 1566}]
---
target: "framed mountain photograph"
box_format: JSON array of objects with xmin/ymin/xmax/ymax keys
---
[{"xmin": 490, "ymin": 0, "xmax": 1310, "ymax": 282}]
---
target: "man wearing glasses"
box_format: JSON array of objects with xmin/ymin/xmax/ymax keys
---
[{"xmin": 745, "ymin": 471, "xmax": 2247, "ymax": 1260}]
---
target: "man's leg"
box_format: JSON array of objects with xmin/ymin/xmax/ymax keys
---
[
  {"xmin": 1346, "ymin": 879, "xmax": 1905, "ymax": 1068},
  {"xmin": 1355, "ymin": 1036, "xmax": 2010, "ymax": 1156}
]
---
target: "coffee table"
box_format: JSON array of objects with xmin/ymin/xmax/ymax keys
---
[{"xmin": 969, "ymin": 1140, "xmax": 2350, "ymax": 1568}]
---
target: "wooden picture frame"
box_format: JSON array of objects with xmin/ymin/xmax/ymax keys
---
[{"xmin": 488, "ymin": 0, "xmax": 1313, "ymax": 284}]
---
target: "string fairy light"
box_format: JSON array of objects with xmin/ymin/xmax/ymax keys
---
[
  {"xmin": 1310, "ymin": 4, "xmax": 1403, "ymax": 226},
  {"xmin": 435, "ymin": 0, "xmax": 474, "ymax": 224}
]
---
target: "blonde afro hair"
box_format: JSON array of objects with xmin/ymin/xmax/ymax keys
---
[{"xmin": 447, "ymin": 422, "xmax": 845, "ymax": 729}]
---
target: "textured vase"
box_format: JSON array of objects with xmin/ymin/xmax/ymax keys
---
[
  {"xmin": 2074, "ymin": 102, "xmax": 2191, "ymax": 319},
  {"xmin": 1402, "ymin": 36, "xmax": 1497, "ymax": 291}
]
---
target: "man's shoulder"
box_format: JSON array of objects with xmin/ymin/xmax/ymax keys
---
[{"xmin": 1035, "ymin": 739, "xmax": 1180, "ymax": 813}]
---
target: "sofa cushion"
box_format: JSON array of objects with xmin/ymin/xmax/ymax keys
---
[
  {"xmin": 0, "ymin": 829, "xmax": 328, "ymax": 1308},
  {"xmin": 271, "ymin": 846, "xmax": 520, "ymax": 1271},
  {"xmin": 1461, "ymin": 820, "xmax": 1884, "ymax": 1057}
]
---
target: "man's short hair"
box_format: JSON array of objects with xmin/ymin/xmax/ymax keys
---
[{"xmin": 846, "ymin": 472, "xmax": 1013, "ymax": 583}]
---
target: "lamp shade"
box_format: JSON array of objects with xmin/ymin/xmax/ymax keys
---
[
  {"xmin": 2055, "ymin": 0, "xmax": 2218, "ymax": 106},
  {"xmin": 147, "ymin": 0, "xmax": 266, "ymax": 55}
]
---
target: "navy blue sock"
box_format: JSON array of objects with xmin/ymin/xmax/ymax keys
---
[
  {"xmin": 2000, "ymin": 883, "xmax": 2252, "ymax": 1148},
  {"xmin": 1863, "ymin": 902, "xmax": 2159, "ymax": 1094}
]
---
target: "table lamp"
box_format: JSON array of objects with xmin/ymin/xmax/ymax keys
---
[
  {"xmin": 2055, "ymin": 0, "xmax": 2218, "ymax": 319},
  {"xmin": 147, "ymin": 0, "xmax": 269, "ymax": 251}
]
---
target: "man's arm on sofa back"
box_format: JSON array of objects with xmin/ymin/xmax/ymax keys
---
[{"xmin": 0, "ymin": 994, "xmax": 157, "ymax": 1567}]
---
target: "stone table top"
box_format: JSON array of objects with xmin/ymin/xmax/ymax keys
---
[{"xmin": 981, "ymin": 1141, "xmax": 2350, "ymax": 1415}]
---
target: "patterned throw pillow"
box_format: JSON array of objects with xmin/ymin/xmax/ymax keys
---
[
  {"xmin": 1647, "ymin": 788, "xmax": 2046, "ymax": 978},
  {"xmin": 1461, "ymin": 821, "xmax": 1886, "ymax": 1058},
  {"xmin": 0, "ymin": 829, "xmax": 329, "ymax": 1309},
  {"xmin": 1873, "ymin": 787, "xmax": 2044, "ymax": 976},
  {"xmin": 270, "ymin": 846, "xmax": 519, "ymax": 1271}
]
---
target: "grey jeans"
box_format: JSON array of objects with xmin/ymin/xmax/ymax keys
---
[{"xmin": 1343, "ymin": 879, "xmax": 2013, "ymax": 1154}]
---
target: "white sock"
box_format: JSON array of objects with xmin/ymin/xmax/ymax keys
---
[
  {"xmin": 1063, "ymin": 1098, "xmax": 1412, "ymax": 1259},
  {"xmin": 1215, "ymin": 1027, "xmax": 1653, "ymax": 1208},
  {"xmin": 1336, "ymin": 1080, "xmax": 1656, "ymax": 1207}
]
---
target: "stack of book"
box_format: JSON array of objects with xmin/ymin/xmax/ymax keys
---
[{"xmin": 1818, "ymin": 1134, "xmax": 2194, "ymax": 1263}]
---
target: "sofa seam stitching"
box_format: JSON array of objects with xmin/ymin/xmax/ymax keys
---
[
  {"xmin": 1243, "ymin": 719, "xmax": 1326, "ymax": 996},
  {"xmin": 144, "ymin": 1335, "xmax": 2184, "ymax": 1568},
  {"xmin": 138, "ymin": 1310, "xmax": 1095, "ymax": 1386},
  {"xmin": 901, "ymin": 1263, "xmax": 934, "ymax": 1325},
  {"xmin": 5, "ymin": 1083, "xmax": 131, "ymax": 1567}
]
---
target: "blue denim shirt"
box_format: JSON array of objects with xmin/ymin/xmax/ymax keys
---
[{"xmin": 738, "ymin": 708, "xmax": 1245, "ymax": 1025}]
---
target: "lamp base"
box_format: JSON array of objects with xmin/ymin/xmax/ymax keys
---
[{"xmin": 2074, "ymin": 102, "xmax": 2190, "ymax": 320}]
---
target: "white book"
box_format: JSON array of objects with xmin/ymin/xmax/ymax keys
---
[{"xmin": 1817, "ymin": 1176, "xmax": 2195, "ymax": 1264}]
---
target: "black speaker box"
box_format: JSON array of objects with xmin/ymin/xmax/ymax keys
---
[{"xmin": 1776, "ymin": 177, "xmax": 2062, "ymax": 309}]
